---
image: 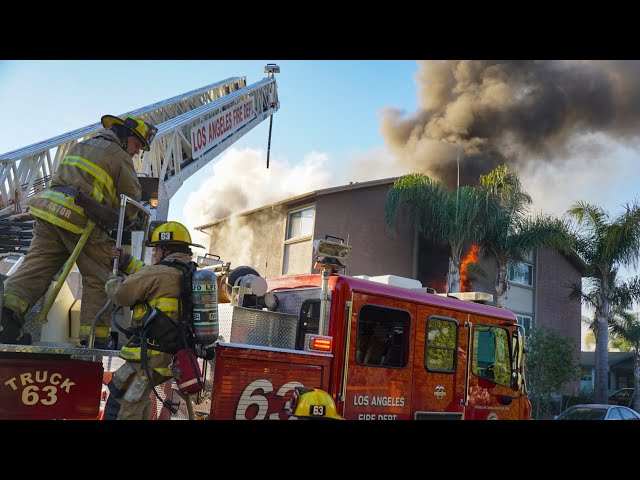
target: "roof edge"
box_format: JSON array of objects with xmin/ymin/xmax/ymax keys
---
[{"xmin": 195, "ymin": 176, "xmax": 400, "ymax": 230}]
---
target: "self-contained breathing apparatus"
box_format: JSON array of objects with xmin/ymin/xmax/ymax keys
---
[{"xmin": 113, "ymin": 259, "xmax": 219, "ymax": 413}]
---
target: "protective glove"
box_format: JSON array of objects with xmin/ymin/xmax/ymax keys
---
[{"xmin": 105, "ymin": 273, "xmax": 125, "ymax": 295}]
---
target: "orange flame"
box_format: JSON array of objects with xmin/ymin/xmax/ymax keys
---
[{"xmin": 460, "ymin": 244, "xmax": 480, "ymax": 292}]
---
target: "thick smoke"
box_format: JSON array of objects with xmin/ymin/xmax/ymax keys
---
[
  {"xmin": 182, "ymin": 147, "xmax": 334, "ymax": 250},
  {"xmin": 381, "ymin": 60, "xmax": 640, "ymax": 190}
]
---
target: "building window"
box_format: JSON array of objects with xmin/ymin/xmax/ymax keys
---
[
  {"xmin": 286, "ymin": 206, "xmax": 314, "ymax": 240},
  {"xmin": 355, "ymin": 304, "xmax": 410, "ymax": 368},
  {"xmin": 283, "ymin": 205, "xmax": 315, "ymax": 275},
  {"xmin": 508, "ymin": 262, "xmax": 533, "ymax": 286},
  {"xmin": 580, "ymin": 367, "xmax": 593, "ymax": 390},
  {"xmin": 425, "ymin": 316, "xmax": 458, "ymax": 373},
  {"xmin": 515, "ymin": 314, "xmax": 534, "ymax": 338}
]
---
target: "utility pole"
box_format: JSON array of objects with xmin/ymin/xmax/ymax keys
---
[
  {"xmin": 448, "ymin": 150, "xmax": 461, "ymax": 294},
  {"xmin": 455, "ymin": 151, "xmax": 460, "ymax": 223}
]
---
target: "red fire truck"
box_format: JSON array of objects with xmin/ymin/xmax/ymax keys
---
[{"xmin": 0, "ymin": 238, "xmax": 531, "ymax": 420}]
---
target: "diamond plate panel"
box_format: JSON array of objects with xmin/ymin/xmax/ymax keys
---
[
  {"xmin": 218, "ymin": 303, "xmax": 233, "ymax": 342},
  {"xmin": 230, "ymin": 306, "xmax": 299, "ymax": 349},
  {"xmin": 274, "ymin": 287, "xmax": 322, "ymax": 316},
  {"xmin": 22, "ymin": 295, "xmax": 45, "ymax": 343}
]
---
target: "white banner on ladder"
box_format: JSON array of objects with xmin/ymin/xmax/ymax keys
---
[{"xmin": 190, "ymin": 98, "xmax": 256, "ymax": 159}]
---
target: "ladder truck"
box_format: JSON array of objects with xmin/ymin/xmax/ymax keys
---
[{"xmin": 0, "ymin": 64, "xmax": 282, "ymax": 419}]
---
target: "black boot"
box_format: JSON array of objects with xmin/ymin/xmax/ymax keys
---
[
  {"xmin": 0, "ymin": 307, "xmax": 30, "ymax": 345},
  {"xmin": 81, "ymin": 335, "xmax": 117, "ymax": 350},
  {"xmin": 94, "ymin": 336, "xmax": 117, "ymax": 350}
]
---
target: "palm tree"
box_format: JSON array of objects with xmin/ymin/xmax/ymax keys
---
[
  {"xmin": 385, "ymin": 173, "xmax": 485, "ymax": 293},
  {"xmin": 477, "ymin": 164, "xmax": 574, "ymax": 307},
  {"xmin": 584, "ymin": 308, "xmax": 635, "ymax": 352},
  {"xmin": 608, "ymin": 308, "xmax": 640, "ymax": 411},
  {"xmin": 566, "ymin": 200, "xmax": 640, "ymax": 403}
]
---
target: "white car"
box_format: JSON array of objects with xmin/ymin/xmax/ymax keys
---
[{"xmin": 555, "ymin": 403, "xmax": 640, "ymax": 420}]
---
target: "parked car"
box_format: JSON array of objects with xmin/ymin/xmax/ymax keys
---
[
  {"xmin": 555, "ymin": 403, "xmax": 640, "ymax": 420},
  {"xmin": 609, "ymin": 388, "xmax": 635, "ymax": 407}
]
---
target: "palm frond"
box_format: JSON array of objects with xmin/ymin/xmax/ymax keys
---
[
  {"xmin": 602, "ymin": 201, "xmax": 640, "ymax": 270},
  {"xmin": 385, "ymin": 173, "xmax": 449, "ymax": 242},
  {"xmin": 567, "ymin": 201, "xmax": 607, "ymax": 234}
]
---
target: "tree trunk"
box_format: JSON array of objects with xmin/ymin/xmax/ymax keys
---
[
  {"xmin": 634, "ymin": 349, "xmax": 640, "ymax": 412},
  {"xmin": 447, "ymin": 256, "xmax": 461, "ymax": 293},
  {"xmin": 594, "ymin": 292, "xmax": 611, "ymax": 404},
  {"xmin": 447, "ymin": 242, "xmax": 464, "ymax": 293},
  {"xmin": 495, "ymin": 256, "xmax": 509, "ymax": 308}
]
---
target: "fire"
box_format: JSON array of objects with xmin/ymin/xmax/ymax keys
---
[{"xmin": 460, "ymin": 244, "xmax": 480, "ymax": 292}]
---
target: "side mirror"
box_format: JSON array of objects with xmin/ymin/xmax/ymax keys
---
[{"xmin": 499, "ymin": 395, "xmax": 513, "ymax": 406}]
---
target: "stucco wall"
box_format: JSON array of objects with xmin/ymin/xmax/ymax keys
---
[
  {"xmin": 201, "ymin": 182, "xmax": 415, "ymax": 279},
  {"xmin": 202, "ymin": 206, "xmax": 288, "ymax": 279},
  {"xmin": 535, "ymin": 247, "xmax": 582, "ymax": 345},
  {"xmin": 314, "ymin": 183, "xmax": 415, "ymax": 278}
]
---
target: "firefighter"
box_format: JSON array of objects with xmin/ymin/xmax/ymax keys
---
[
  {"xmin": 103, "ymin": 221, "xmax": 204, "ymax": 420},
  {"xmin": 0, "ymin": 115, "xmax": 157, "ymax": 347}
]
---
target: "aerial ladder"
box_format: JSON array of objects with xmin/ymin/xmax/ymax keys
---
[
  {"xmin": 0, "ymin": 64, "xmax": 281, "ymax": 420},
  {"xmin": 0, "ymin": 64, "xmax": 280, "ymax": 253}
]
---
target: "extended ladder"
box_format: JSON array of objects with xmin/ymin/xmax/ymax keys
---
[{"xmin": 0, "ymin": 67, "xmax": 280, "ymax": 222}]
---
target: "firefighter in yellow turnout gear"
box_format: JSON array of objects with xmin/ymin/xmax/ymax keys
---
[
  {"xmin": 104, "ymin": 221, "xmax": 204, "ymax": 420},
  {"xmin": 0, "ymin": 115, "xmax": 157, "ymax": 346}
]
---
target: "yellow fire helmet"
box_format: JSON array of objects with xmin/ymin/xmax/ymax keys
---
[
  {"xmin": 147, "ymin": 221, "xmax": 205, "ymax": 249},
  {"xmin": 286, "ymin": 386, "xmax": 344, "ymax": 420},
  {"xmin": 101, "ymin": 114, "xmax": 158, "ymax": 151}
]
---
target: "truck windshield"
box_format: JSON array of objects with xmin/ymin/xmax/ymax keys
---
[{"xmin": 472, "ymin": 324, "xmax": 511, "ymax": 387}]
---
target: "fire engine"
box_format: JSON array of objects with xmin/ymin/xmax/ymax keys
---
[
  {"xmin": 0, "ymin": 234, "xmax": 531, "ymax": 420},
  {"xmin": 0, "ymin": 64, "xmax": 531, "ymax": 420}
]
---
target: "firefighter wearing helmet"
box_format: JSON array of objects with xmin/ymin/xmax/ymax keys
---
[
  {"xmin": 104, "ymin": 221, "xmax": 204, "ymax": 420},
  {"xmin": 0, "ymin": 114, "xmax": 158, "ymax": 348},
  {"xmin": 287, "ymin": 386, "xmax": 345, "ymax": 420}
]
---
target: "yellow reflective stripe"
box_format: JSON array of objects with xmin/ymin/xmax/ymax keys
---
[
  {"xmin": 3, "ymin": 293, "xmax": 29, "ymax": 315},
  {"xmin": 125, "ymin": 257, "xmax": 144, "ymax": 275},
  {"xmin": 132, "ymin": 298, "xmax": 178, "ymax": 320},
  {"xmin": 133, "ymin": 304, "xmax": 147, "ymax": 320},
  {"xmin": 92, "ymin": 181, "xmax": 105, "ymax": 203},
  {"xmin": 61, "ymin": 155, "xmax": 116, "ymax": 204},
  {"xmin": 30, "ymin": 207, "xmax": 84, "ymax": 234},
  {"xmin": 120, "ymin": 346, "xmax": 140, "ymax": 360},
  {"xmin": 154, "ymin": 367, "xmax": 173, "ymax": 377},
  {"xmin": 40, "ymin": 190, "xmax": 84, "ymax": 215},
  {"xmin": 119, "ymin": 345, "xmax": 169, "ymax": 364},
  {"xmin": 79, "ymin": 325, "xmax": 110, "ymax": 341},
  {"xmin": 149, "ymin": 297, "xmax": 179, "ymax": 313}
]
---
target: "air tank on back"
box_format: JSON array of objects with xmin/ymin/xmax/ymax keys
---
[{"xmin": 192, "ymin": 269, "xmax": 219, "ymax": 346}]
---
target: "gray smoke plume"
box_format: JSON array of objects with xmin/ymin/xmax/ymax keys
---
[{"xmin": 381, "ymin": 60, "xmax": 640, "ymax": 188}]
